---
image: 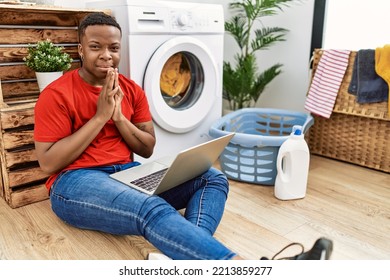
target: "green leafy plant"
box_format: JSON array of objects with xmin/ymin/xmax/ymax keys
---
[
  {"xmin": 223, "ymin": 0, "xmax": 295, "ymax": 110},
  {"xmin": 23, "ymin": 39, "xmax": 73, "ymax": 72}
]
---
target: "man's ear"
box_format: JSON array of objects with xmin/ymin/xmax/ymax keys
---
[{"xmin": 78, "ymin": 43, "xmax": 84, "ymax": 60}]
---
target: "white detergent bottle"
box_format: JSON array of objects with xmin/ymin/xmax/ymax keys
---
[{"xmin": 274, "ymin": 125, "xmax": 310, "ymax": 200}]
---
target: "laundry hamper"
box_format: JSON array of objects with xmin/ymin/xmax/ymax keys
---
[
  {"xmin": 306, "ymin": 49, "xmax": 389, "ymax": 173},
  {"xmin": 209, "ymin": 108, "xmax": 314, "ymax": 185}
]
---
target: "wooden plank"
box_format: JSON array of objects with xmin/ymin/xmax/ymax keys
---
[
  {"xmin": 0, "ymin": 29, "xmax": 78, "ymax": 44},
  {"xmin": 2, "ymin": 129, "xmax": 34, "ymax": 150},
  {"xmin": 8, "ymin": 183, "xmax": 49, "ymax": 209},
  {"xmin": 0, "ymin": 102, "xmax": 36, "ymax": 112},
  {"xmin": 0, "ymin": 47, "xmax": 27, "ymax": 63},
  {"xmin": 0, "ymin": 64, "xmax": 35, "ymax": 81},
  {"xmin": 8, "ymin": 166, "xmax": 48, "ymax": 188},
  {"xmin": 0, "ymin": 169, "xmax": 10, "ymax": 201},
  {"xmin": 0, "ymin": 106, "xmax": 34, "ymax": 129},
  {"xmin": 0, "ymin": 64, "xmax": 79, "ymax": 104},
  {"xmin": 0, "ymin": 136, "xmax": 5, "ymax": 198},
  {"xmin": 3, "ymin": 95, "xmax": 40, "ymax": 105},
  {"xmin": 0, "ymin": 128, "xmax": 11, "ymax": 202},
  {"xmin": 0, "ymin": 96, "xmax": 5, "ymax": 199},
  {"xmin": 0, "ymin": 60, "xmax": 79, "ymax": 81},
  {"xmin": 0, "ymin": 162, "xmax": 4, "ymax": 199},
  {"xmin": 0, "ymin": 46, "xmax": 79, "ymax": 63},
  {"xmin": 0, "ymin": 81, "xmax": 39, "ymax": 99},
  {"xmin": 5, "ymin": 148, "xmax": 37, "ymax": 169},
  {"xmin": 0, "ymin": 78, "xmax": 3, "ymax": 106},
  {"xmin": 3, "ymin": 98, "xmax": 38, "ymax": 107},
  {"xmin": 0, "ymin": 7, "xmax": 102, "ymax": 26}
]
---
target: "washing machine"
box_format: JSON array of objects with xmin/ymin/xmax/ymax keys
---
[{"xmin": 88, "ymin": 0, "xmax": 224, "ymax": 163}]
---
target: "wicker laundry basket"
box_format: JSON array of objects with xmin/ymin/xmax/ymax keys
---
[{"xmin": 306, "ymin": 49, "xmax": 389, "ymax": 173}]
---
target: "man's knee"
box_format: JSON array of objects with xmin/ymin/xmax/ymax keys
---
[
  {"xmin": 139, "ymin": 196, "xmax": 177, "ymax": 229},
  {"xmin": 204, "ymin": 168, "xmax": 229, "ymax": 194}
]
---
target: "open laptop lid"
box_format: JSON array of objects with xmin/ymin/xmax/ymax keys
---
[{"xmin": 154, "ymin": 132, "xmax": 234, "ymax": 194}]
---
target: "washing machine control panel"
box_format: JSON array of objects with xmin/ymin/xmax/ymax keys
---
[
  {"xmin": 176, "ymin": 13, "xmax": 189, "ymax": 26},
  {"xmin": 170, "ymin": 10, "xmax": 220, "ymax": 32},
  {"xmin": 171, "ymin": 11, "xmax": 193, "ymax": 30}
]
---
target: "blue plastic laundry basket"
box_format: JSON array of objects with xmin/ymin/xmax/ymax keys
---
[{"xmin": 209, "ymin": 108, "xmax": 314, "ymax": 185}]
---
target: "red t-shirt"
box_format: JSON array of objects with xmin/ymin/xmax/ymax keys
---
[{"xmin": 34, "ymin": 69, "xmax": 152, "ymax": 189}]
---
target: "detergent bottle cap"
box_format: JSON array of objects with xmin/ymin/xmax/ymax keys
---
[{"xmin": 291, "ymin": 125, "xmax": 303, "ymax": 136}]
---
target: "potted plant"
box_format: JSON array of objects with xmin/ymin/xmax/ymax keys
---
[
  {"xmin": 23, "ymin": 39, "xmax": 73, "ymax": 92},
  {"xmin": 223, "ymin": 0, "xmax": 295, "ymax": 111}
]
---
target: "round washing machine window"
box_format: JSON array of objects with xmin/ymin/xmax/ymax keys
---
[
  {"xmin": 143, "ymin": 36, "xmax": 219, "ymax": 134},
  {"xmin": 159, "ymin": 52, "xmax": 204, "ymax": 110}
]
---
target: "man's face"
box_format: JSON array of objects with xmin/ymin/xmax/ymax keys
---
[{"xmin": 78, "ymin": 24, "xmax": 121, "ymax": 85}]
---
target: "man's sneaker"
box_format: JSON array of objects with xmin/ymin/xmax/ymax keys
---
[
  {"xmin": 261, "ymin": 238, "xmax": 333, "ymax": 260},
  {"xmin": 147, "ymin": 252, "xmax": 172, "ymax": 260},
  {"xmin": 292, "ymin": 238, "xmax": 333, "ymax": 260}
]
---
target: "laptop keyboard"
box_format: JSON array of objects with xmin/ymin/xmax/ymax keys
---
[{"xmin": 130, "ymin": 168, "xmax": 169, "ymax": 192}]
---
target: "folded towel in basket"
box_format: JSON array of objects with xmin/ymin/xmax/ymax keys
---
[
  {"xmin": 375, "ymin": 45, "xmax": 390, "ymax": 113},
  {"xmin": 305, "ymin": 49, "xmax": 351, "ymax": 118},
  {"xmin": 348, "ymin": 49, "xmax": 388, "ymax": 104}
]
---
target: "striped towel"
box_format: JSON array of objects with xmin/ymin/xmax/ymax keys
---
[{"xmin": 305, "ymin": 50, "xmax": 351, "ymax": 118}]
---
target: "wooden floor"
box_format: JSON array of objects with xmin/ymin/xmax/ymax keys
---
[{"xmin": 0, "ymin": 155, "xmax": 389, "ymax": 260}]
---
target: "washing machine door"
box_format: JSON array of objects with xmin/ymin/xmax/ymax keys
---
[{"xmin": 143, "ymin": 36, "xmax": 219, "ymax": 133}]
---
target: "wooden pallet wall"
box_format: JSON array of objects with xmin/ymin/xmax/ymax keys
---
[
  {"xmin": 0, "ymin": 4, "xmax": 102, "ymax": 104},
  {"xmin": 0, "ymin": 4, "xmax": 108, "ymax": 208}
]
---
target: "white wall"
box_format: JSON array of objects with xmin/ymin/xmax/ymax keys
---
[
  {"xmin": 251, "ymin": 1, "xmax": 314, "ymax": 111},
  {"xmin": 52, "ymin": 0, "xmax": 315, "ymax": 112},
  {"xmin": 323, "ymin": 0, "xmax": 390, "ymax": 50}
]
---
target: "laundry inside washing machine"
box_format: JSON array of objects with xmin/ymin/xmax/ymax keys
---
[{"xmin": 160, "ymin": 52, "xmax": 204, "ymax": 110}]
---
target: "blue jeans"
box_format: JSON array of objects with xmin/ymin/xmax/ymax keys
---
[{"xmin": 49, "ymin": 162, "xmax": 236, "ymax": 260}]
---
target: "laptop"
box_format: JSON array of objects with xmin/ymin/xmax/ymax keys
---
[{"xmin": 109, "ymin": 133, "xmax": 234, "ymax": 195}]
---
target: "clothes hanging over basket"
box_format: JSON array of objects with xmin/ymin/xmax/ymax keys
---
[
  {"xmin": 375, "ymin": 44, "xmax": 390, "ymax": 113},
  {"xmin": 348, "ymin": 49, "xmax": 388, "ymax": 104},
  {"xmin": 304, "ymin": 49, "xmax": 351, "ymax": 118}
]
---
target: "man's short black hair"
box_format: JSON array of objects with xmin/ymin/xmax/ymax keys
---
[{"xmin": 78, "ymin": 12, "xmax": 122, "ymax": 42}]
